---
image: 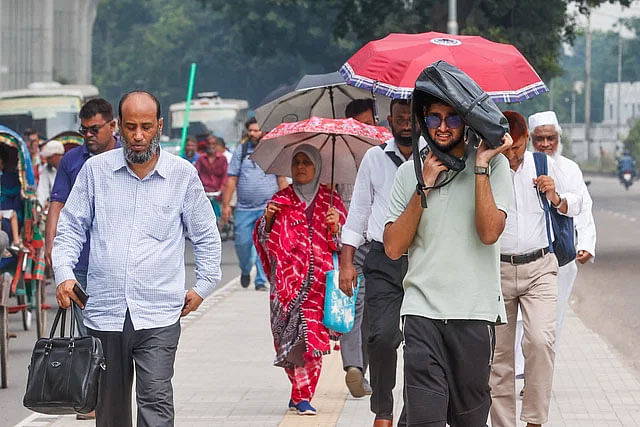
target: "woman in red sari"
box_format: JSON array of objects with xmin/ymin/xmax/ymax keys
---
[{"xmin": 254, "ymin": 144, "xmax": 346, "ymax": 416}]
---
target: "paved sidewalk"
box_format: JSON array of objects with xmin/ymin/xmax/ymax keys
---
[{"xmin": 17, "ymin": 279, "xmax": 640, "ymax": 426}]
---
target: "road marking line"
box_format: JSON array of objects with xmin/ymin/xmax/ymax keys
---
[{"xmin": 14, "ymin": 275, "xmax": 242, "ymax": 427}]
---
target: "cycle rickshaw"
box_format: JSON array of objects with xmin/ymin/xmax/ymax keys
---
[
  {"xmin": 48, "ymin": 130, "xmax": 83, "ymax": 153},
  {"xmin": 0, "ymin": 125, "xmax": 47, "ymax": 389}
]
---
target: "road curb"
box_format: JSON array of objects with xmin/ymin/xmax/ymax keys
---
[{"xmin": 14, "ymin": 275, "xmax": 242, "ymax": 427}]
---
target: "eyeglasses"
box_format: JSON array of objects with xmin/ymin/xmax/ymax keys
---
[
  {"xmin": 425, "ymin": 114, "xmax": 463, "ymax": 130},
  {"xmin": 78, "ymin": 121, "xmax": 110, "ymax": 136}
]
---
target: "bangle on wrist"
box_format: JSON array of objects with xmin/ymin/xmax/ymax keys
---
[{"xmin": 551, "ymin": 192, "xmax": 563, "ymax": 208}]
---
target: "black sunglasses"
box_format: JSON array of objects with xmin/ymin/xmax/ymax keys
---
[
  {"xmin": 79, "ymin": 121, "xmax": 111, "ymax": 136},
  {"xmin": 425, "ymin": 114, "xmax": 463, "ymax": 130}
]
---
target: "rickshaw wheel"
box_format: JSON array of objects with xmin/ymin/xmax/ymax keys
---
[
  {"xmin": 17, "ymin": 295, "xmax": 32, "ymax": 331},
  {"xmin": 0, "ymin": 306, "xmax": 7, "ymax": 389},
  {"xmin": 35, "ymin": 280, "xmax": 46, "ymax": 338}
]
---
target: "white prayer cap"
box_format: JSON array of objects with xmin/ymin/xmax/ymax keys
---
[
  {"xmin": 40, "ymin": 140, "xmax": 64, "ymax": 157},
  {"xmin": 528, "ymin": 111, "xmax": 559, "ymax": 131}
]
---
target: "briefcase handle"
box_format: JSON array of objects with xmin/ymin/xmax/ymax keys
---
[{"xmin": 48, "ymin": 302, "xmax": 82, "ymax": 341}]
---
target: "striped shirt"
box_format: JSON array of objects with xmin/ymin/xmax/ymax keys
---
[
  {"xmin": 52, "ymin": 148, "xmax": 222, "ymax": 332},
  {"xmin": 227, "ymin": 141, "xmax": 279, "ymax": 210}
]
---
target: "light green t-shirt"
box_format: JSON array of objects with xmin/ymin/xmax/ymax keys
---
[{"xmin": 386, "ymin": 151, "xmax": 513, "ymax": 324}]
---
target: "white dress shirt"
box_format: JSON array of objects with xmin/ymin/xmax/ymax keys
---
[
  {"xmin": 342, "ymin": 137, "xmax": 425, "ymax": 247},
  {"xmin": 554, "ymin": 154, "xmax": 596, "ymax": 259},
  {"xmin": 501, "ymin": 151, "xmax": 582, "ymax": 255},
  {"xmin": 37, "ymin": 164, "xmax": 56, "ymax": 207}
]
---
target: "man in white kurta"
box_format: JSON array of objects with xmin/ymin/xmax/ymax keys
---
[{"xmin": 529, "ymin": 111, "xmax": 596, "ymax": 341}]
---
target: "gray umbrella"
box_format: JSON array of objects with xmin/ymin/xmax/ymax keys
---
[{"xmin": 254, "ymin": 71, "xmax": 391, "ymax": 132}]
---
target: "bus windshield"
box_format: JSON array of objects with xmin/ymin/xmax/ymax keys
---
[
  {"xmin": 170, "ymin": 108, "xmax": 245, "ymax": 145},
  {"xmin": 0, "ymin": 96, "xmax": 81, "ymax": 138}
]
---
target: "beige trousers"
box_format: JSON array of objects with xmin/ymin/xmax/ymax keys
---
[{"xmin": 490, "ymin": 253, "xmax": 558, "ymax": 426}]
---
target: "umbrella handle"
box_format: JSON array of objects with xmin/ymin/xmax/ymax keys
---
[
  {"xmin": 371, "ymin": 81, "xmax": 379, "ymax": 124},
  {"xmin": 330, "ymin": 134, "xmax": 336, "ymax": 207},
  {"xmin": 329, "ymin": 86, "xmax": 336, "ymax": 120}
]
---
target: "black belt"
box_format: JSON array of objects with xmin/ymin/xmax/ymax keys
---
[
  {"xmin": 369, "ymin": 240, "xmax": 408, "ymax": 257},
  {"xmin": 500, "ymin": 247, "xmax": 550, "ymax": 265}
]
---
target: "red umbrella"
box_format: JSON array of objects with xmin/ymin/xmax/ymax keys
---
[
  {"xmin": 250, "ymin": 117, "xmax": 391, "ymax": 191},
  {"xmin": 340, "ymin": 31, "xmax": 547, "ymax": 103}
]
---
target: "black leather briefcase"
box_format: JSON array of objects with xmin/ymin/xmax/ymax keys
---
[{"xmin": 23, "ymin": 304, "xmax": 106, "ymax": 415}]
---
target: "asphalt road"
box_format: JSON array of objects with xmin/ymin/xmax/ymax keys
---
[
  {"xmin": 0, "ymin": 239, "xmax": 240, "ymax": 427},
  {"xmin": 570, "ymin": 175, "xmax": 640, "ymax": 374}
]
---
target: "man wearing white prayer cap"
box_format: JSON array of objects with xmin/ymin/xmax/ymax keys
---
[
  {"xmin": 513, "ymin": 111, "xmax": 597, "ymax": 379},
  {"xmin": 37, "ymin": 140, "xmax": 65, "ymax": 207}
]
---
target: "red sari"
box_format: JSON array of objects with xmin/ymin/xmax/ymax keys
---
[{"xmin": 254, "ymin": 185, "xmax": 346, "ymax": 369}]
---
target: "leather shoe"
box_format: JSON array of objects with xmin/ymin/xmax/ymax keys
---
[
  {"xmin": 373, "ymin": 419, "xmax": 392, "ymax": 427},
  {"xmin": 345, "ymin": 366, "xmax": 366, "ymax": 398}
]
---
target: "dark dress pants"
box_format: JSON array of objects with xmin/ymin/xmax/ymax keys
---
[
  {"xmin": 363, "ymin": 241, "xmax": 407, "ymax": 421},
  {"xmin": 403, "ymin": 315, "xmax": 495, "ymax": 427},
  {"xmin": 87, "ymin": 310, "xmax": 181, "ymax": 427}
]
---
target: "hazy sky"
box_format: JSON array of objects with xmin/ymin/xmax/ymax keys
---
[{"xmin": 573, "ymin": 0, "xmax": 640, "ymax": 37}]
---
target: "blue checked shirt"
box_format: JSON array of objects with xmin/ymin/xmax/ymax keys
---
[{"xmin": 52, "ymin": 148, "xmax": 222, "ymax": 332}]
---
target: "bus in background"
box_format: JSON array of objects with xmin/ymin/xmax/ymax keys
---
[
  {"xmin": 0, "ymin": 82, "xmax": 99, "ymax": 139},
  {"xmin": 166, "ymin": 92, "xmax": 249, "ymax": 155}
]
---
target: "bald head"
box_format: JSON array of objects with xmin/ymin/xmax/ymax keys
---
[
  {"xmin": 118, "ymin": 91, "xmax": 163, "ymax": 164},
  {"xmin": 118, "ymin": 90, "xmax": 161, "ymax": 121}
]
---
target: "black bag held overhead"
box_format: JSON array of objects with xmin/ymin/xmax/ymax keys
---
[
  {"xmin": 23, "ymin": 304, "xmax": 105, "ymax": 415},
  {"xmin": 411, "ymin": 60, "xmax": 510, "ymax": 207},
  {"xmin": 532, "ymin": 152, "xmax": 576, "ymax": 266}
]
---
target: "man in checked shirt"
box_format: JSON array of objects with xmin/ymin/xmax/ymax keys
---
[{"xmin": 53, "ymin": 91, "xmax": 222, "ymax": 427}]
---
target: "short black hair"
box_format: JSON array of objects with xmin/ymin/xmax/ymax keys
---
[
  {"xmin": 23, "ymin": 128, "xmax": 38, "ymax": 138},
  {"xmin": 216, "ymin": 137, "xmax": 226, "ymax": 148},
  {"xmin": 345, "ymin": 99, "xmax": 374, "ymax": 118},
  {"xmin": 79, "ymin": 98, "xmax": 114, "ymax": 121},
  {"xmin": 118, "ymin": 90, "xmax": 161, "ymax": 120},
  {"xmin": 245, "ymin": 117, "xmax": 258, "ymax": 130},
  {"xmin": 186, "ymin": 135, "xmax": 197, "ymax": 143},
  {"xmin": 390, "ymin": 98, "xmax": 410, "ymax": 116}
]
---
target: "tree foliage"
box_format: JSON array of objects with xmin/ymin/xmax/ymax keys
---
[
  {"xmin": 624, "ymin": 118, "xmax": 640, "ymax": 160},
  {"xmin": 93, "ymin": 0, "xmax": 632, "ymax": 123}
]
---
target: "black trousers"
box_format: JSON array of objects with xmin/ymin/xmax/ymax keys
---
[
  {"xmin": 403, "ymin": 315, "xmax": 495, "ymax": 427},
  {"xmin": 363, "ymin": 241, "xmax": 407, "ymax": 421},
  {"xmin": 87, "ymin": 311, "xmax": 181, "ymax": 427}
]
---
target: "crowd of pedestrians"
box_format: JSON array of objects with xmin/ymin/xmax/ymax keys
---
[{"xmin": 35, "ymin": 75, "xmax": 597, "ymax": 427}]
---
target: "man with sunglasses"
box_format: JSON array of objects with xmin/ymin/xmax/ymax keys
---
[
  {"xmin": 339, "ymin": 98, "xmax": 421, "ymax": 426},
  {"xmin": 46, "ymin": 98, "xmax": 119, "ymax": 342},
  {"xmin": 384, "ymin": 97, "xmax": 513, "ymax": 426}
]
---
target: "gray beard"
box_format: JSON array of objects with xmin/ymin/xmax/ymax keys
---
[{"xmin": 122, "ymin": 131, "xmax": 161, "ymax": 164}]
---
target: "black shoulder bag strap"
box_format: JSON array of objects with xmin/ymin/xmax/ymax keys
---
[
  {"xmin": 379, "ymin": 143, "xmax": 404, "ymax": 168},
  {"xmin": 532, "ymin": 152, "xmax": 555, "ymax": 254}
]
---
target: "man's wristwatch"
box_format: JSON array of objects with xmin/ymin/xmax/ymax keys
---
[
  {"xmin": 551, "ymin": 192, "xmax": 564, "ymax": 208},
  {"xmin": 474, "ymin": 166, "xmax": 489, "ymax": 176}
]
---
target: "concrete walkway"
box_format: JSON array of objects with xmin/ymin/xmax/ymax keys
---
[{"xmin": 16, "ymin": 277, "xmax": 640, "ymax": 427}]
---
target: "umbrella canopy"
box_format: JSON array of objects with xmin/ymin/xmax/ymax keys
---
[
  {"xmin": 250, "ymin": 117, "xmax": 392, "ymax": 185},
  {"xmin": 254, "ymin": 71, "xmax": 391, "ymax": 132},
  {"xmin": 340, "ymin": 31, "xmax": 548, "ymax": 103}
]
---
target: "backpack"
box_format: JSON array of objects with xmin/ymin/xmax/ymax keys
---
[
  {"xmin": 379, "ymin": 143, "xmax": 404, "ymax": 168},
  {"xmin": 241, "ymin": 142, "xmax": 250, "ymax": 161},
  {"xmin": 532, "ymin": 152, "xmax": 576, "ymax": 267}
]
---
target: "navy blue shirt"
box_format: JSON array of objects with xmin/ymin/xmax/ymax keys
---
[{"xmin": 50, "ymin": 137, "xmax": 121, "ymax": 272}]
